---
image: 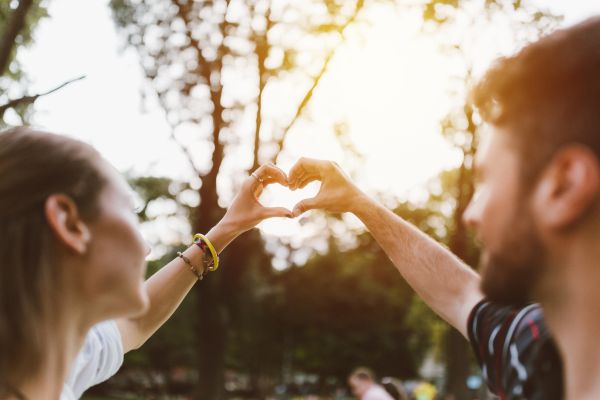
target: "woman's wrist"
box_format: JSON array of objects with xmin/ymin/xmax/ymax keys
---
[{"xmin": 205, "ymin": 219, "xmax": 242, "ymax": 254}]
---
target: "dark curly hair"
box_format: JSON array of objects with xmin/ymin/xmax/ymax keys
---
[{"xmin": 471, "ymin": 16, "xmax": 600, "ymax": 186}]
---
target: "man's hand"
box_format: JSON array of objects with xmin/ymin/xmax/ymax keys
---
[
  {"xmin": 287, "ymin": 157, "xmax": 482, "ymax": 338},
  {"xmin": 287, "ymin": 158, "xmax": 365, "ymax": 217}
]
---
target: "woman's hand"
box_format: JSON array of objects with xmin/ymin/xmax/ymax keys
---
[{"xmin": 218, "ymin": 163, "xmax": 293, "ymax": 236}]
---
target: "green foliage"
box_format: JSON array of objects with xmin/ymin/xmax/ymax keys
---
[
  {"xmin": 125, "ymin": 252, "xmax": 200, "ymax": 369},
  {"xmin": 0, "ymin": 0, "xmax": 48, "ymax": 81},
  {"xmin": 272, "ymin": 242, "xmax": 418, "ymax": 379},
  {"xmin": 128, "ymin": 176, "xmax": 191, "ymax": 222},
  {"xmin": 0, "ymin": 0, "xmax": 49, "ymax": 126}
]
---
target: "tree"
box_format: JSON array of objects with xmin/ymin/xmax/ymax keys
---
[{"xmin": 108, "ymin": 0, "xmax": 370, "ymax": 397}]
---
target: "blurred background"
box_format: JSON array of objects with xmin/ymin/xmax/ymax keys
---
[{"xmin": 1, "ymin": 0, "xmax": 599, "ymax": 399}]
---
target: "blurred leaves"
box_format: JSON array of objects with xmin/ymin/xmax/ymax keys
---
[{"xmin": 0, "ymin": 0, "xmax": 49, "ymax": 126}]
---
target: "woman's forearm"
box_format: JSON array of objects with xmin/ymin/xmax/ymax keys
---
[
  {"xmin": 115, "ymin": 163, "xmax": 291, "ymax": 352},
  {"xmin": 116, "ymin": 222, "xmax": 239, "ymax": 352}
]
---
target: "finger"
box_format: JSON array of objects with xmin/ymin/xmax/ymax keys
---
[
  {"xmin": 253, "ymin": 183, "xmax": 264, "ymax": 198},
  {"xmin": 288, "ymin": 161, "xmax": 306, "ymax": 185},
  {"xmin": 257, "ymin": 163, "xmax": 289, "ymax": 187},
  {"xmin": 260, "ymin": 207, "xmax": 294, "ymax": 219},
  {"xmin": 292, "ymin": 197, "xmax": 320, "ymax": 217},
  {"xmin": 248, "ymin": 165, "xmax": 284, "ymax": 193},
  {"xmin": 289, "ymin": 172, "xmax": 306, "ymax": 190},
  {"xmin": 296, "ymin": 174, "xmax": 320, "ymax": 190},
  {"xmin": 288, "ymin": 158, "xmax": 327, "ymax": 185}
]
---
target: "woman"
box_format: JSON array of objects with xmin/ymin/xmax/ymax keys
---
[{"xmin": 0, "ymin": 126, "xmax": 293, "ymax": 399}]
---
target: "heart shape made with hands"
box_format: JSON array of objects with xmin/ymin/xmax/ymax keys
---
[
  {"xmin": 251, "ymin": 159, "xmax": 336, "ymax": 220},
  {"xmin": 258, "ymin": 180, "xmax": 321, "ymax": 216}
]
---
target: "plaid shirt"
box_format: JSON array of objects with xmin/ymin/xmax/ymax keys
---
[{"xmin": 467, "ymin": 300, "xmax": 563, "ymax": 400}]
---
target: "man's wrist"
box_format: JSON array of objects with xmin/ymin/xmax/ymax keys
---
[{"xmin": 348, "ymin": 190, "xmax": 373, "ymax": 217}]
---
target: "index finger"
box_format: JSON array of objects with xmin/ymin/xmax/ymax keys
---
[
  {"xmin": 288, "ymin": 158, "xmax": 328, "ymax": 185},
  {"xmin": 255, "ymin": 163, "xmax": 289, "ymax": 187}
]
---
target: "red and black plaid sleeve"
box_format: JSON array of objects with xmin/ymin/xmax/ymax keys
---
[{"xmin": 467, "ymin": 300, "xmax": 563, "ymax": 400}]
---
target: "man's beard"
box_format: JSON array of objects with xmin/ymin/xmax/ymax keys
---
[{"xmin": 480, "ymin": 206, "xmax": 546, "ymax": 307}]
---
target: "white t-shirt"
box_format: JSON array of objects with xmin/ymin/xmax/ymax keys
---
[
  {"xmin": 363, "ymin": 384, "xmax": 395, "ymax": 400},
  {"xmin": 60, "ymin": 320, "xmax": 124, "ymax": 400}
]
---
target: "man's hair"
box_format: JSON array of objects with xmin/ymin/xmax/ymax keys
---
[
  {"xmin": 349, "ymin": 367, "xmax": 376, "ymax": 382},
  {"xmin": 472, "ymin": 16, "xmax": 600, "ymax": 186}
]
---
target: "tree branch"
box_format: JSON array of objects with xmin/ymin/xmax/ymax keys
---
[
  {"xmin": 167, "ymin": 125, "xmax": 203, "ymax": 178},
  {"xmin": 0, "ymin": 75, "xmax": 85, "ymax": 119},
  {"xmin": 203, "ymin": 0, "xmax": 232, "ymax": 183},
  {"xmin": 155, "ymin": 92, "xmax": 202, "ymax": 177},
  {"xmin": 0, "ymin": 0, "xmax": 34, "ymax": 76},
  {"xmin": 171, "ymin": 0, "xmax": 231, "ymax": 181},
  {"xmin": 272, "ymin": 0, "xmax": 365, "ymax": 163},
  {"xmin": 250, "ymin": 0, "xmax": 273, "ymax": 173}
]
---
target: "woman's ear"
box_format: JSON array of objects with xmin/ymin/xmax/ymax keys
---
[{"xmin": 44, "ymin": 194, "xmax": 91, "ymax": 254}]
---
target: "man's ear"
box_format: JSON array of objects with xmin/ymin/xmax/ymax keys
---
[
  {"xmin": 533, "ymin": 144, "xmax": 600, "ymax": 230},
  {"xmin": 44, "ymin": 194, "xmax": 91, "ymax": 254}
]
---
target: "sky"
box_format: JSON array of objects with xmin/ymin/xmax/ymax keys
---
[{"xmin": 10, "ymin": 0, "xmax": 600, "ymax": 251}]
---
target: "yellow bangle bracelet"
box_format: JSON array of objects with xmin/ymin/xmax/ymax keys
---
[{"xmin": 193, "ymin": 233, "xmax": 220, "ymax": 272}]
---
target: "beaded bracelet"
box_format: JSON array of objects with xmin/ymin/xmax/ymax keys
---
[{"xmin": 176, "ymin": 251, "xmax": 205, "ymax": 280}]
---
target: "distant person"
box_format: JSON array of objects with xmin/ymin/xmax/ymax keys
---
[
  {"xmin": 0, "ymin": 127, "xmax": 292, "ymax": 399},
  {"xmin": 288, "ymin": 16, "xmax": 600, "ymax": 400},
  {"xmin": 348, "ymin": 368, "xmax": 394, "ymax": 400},
  {"xmin": 381, "ymin": 377, "xmax": 408, "ymax": 400}
]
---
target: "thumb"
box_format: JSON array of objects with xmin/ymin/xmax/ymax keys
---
[
  {"xmin": 261, "ymin": 206, "xmax": 294, "ymax": 219},
  {"xmin": 292, "ymin": 197, "xmax": 320, "ymax": 217}
]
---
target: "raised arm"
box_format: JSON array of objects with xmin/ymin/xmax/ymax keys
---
[
  {"xmin": 116, "ymin": 163, "xmax": 292, "ymax": 352},
  {"xmin": 288, "ymin": 158, "xmax": 482, "ymax": 337}
]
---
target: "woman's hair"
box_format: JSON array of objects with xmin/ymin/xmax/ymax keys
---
[{"xmin": 0, "ymin": 127, "xmax": 107, "ymax": 394}]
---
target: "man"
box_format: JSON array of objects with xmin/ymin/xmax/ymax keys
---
[
  {"xmin": 288, "ymin": 16, "xmax": 600, "ymax": 400},
  {"xmin": 348, "ymin": 368, "xmax": 395, "ymax": 400}
]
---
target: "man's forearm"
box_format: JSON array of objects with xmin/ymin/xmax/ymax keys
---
[
  {"xmin": 352, "ymin": 194, "xmax": 483, "ymax": 337},
  {"xmin": 116, "ymin": 223, "xmax": 238, "ymax": 352}
]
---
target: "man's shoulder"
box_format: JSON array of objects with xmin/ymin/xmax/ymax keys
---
[{"xmin": 467, "ymin": 300, "xmax": 562, "ymax": 400}]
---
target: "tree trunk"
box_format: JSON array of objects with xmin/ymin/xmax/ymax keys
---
[
  {"xmin": 193, "ymin": 185, "xmax": 227, "ymax": 399},
  {"xmin": 194, "ymin": 275, "xmax": 228, "ymax": 400},
  {"xmin": 193, "ymin": 81, "xmax": 228, "ymax": 398},
  {"xmin": 251, "ymin": 35, "xmax": 268, "ymax": 172}
]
